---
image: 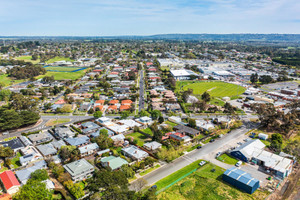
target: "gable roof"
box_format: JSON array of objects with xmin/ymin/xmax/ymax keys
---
[
  {"xmin": 224, "ymin": 167, "xmax": 259, "ymax": 187},
  {"xmin": 65, "ymin": 136, "xmax": 90, "ymax": 146},
  {"xmin": 36, "ymin": 144, "xmax": 57, "ymax": 156},
  {"xmin": 15, "ymin": 160, "xmax": 47, "ymax": 184},
  {"xmin": 173, "ymin": 124, "xmax": 199, "ymax": 136},
  {"xmin": 0, "ymin": 138, "xmax": 24, "ymax": 151},
  {"xmin": 79, "ymin": 143, "xmax": 99, "ymax": 154},
  {"xmin": 231, "ymin": 139, "xmax": 266, "ymax": 159},
  {"xmin": 100, "ymin": 156, "xmax": 128, "ymax": 170},
  {"xmin": 0, "ymin": 171, "xmax": 20, "ymax": 190}
]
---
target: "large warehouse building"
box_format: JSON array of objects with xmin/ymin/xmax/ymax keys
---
[
  {"xmin": 230, "ymin": 139, "xmax": 294, "ymax": 179},
  {"xmin": 170, "ymin": 69, "xmax": 199, "ymax": 80},
  {"xmin": 223, "ymin": 167, "xmax": 260, "ymax": 194}
]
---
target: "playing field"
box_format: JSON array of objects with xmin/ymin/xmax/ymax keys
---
[
  {"xmin": 44, "ymin": 66, "xmax": 84, "ymax": 72},
  {"xmin": 15, "ymin": 56, "xmax": 40, "ymax": 64},
  {"xmin": 36, "ymin": 69, "xmax": 87, "ymax": 80},
  {"xmin": 45, "ymin": 56, "xmax": 74, "ymax": 64},
  {"xmin": 177, "ymin": 81, "xmax": 245, "ymax": 97},
  {"xmin": 0, "ymin": 74, "xmax": 25, "ymax": 86}
]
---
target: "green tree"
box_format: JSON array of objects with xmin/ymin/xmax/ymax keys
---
[
  {"xmin": 31, "ymin": 169, "xmax": 49, "ymax": 181},
  {"xmin": 0, "ymin": 146, "xmax": 14, "ymax": 158},
  {"xmin": 93, "ymin": 111, "xmax": 103, "ymax": 118},
  {"xmin": 95, "ymin": 129, "xmax": 113, "ymax": 149},
  {"xmin": 121, "ymin": 111, "xmax": 130, "ymax": 119},
  {"xmin": 158, "ymin": 116, "xmax": 164, "ymax": 124},
  {"xmin": 13, "ymin": 180, "xmax": 53, "ymax": 200},
  {"xmin": 63, "ymin": 180, "xmax": 85, "ymax": 199},
  {"xmin": 151, "ymin": 110, "xmax": 162, "ymax": 120},
  {"xmin": 121, "ymin": 165, "xmax": 135, "ymax": 179},
  {"xmin": 270, "ymin": 133, "xmax": 283, "ymax": 152},
  {"xmin": 0, "ymin": 89, "xmax": 11, "ymax": 102},
  {"xmin": 201, "ymin": 91, "xmax": 211, "ymax": 102},
  {"xmin": 139, "ymin": 109, "xmax": 150, "ymax": 117},
  {"xmin": 250, "ymin": 73, "xmax": 258, "ymax": 84},
  {"xmin": 188, "ymin": 118, "xmax": 196, "ymax": 128}
]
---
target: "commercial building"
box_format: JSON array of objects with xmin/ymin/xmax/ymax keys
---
[{"xmin": 170, "ymin": 69, "xmax": 199, "ymax": 80}]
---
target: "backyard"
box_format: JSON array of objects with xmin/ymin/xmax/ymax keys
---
[
  {"xmin": 126, "ymin": 132, "xmax": 151, "ymax": 146},
  {"xmin": 157, "ymin": 162, "xmax": 269, "ymax": 200}
]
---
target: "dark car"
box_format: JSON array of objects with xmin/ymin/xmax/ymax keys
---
[
  {"xmin": 197, "ymin": 146, "xmax": 202, "ymax": 149},
  {"xmin": 209, "ymin": 139, "xmax": 215, "ymax": 143},
  {"xmin": 150, "ymin": 185, "xmax": 157, "ymax": 190}
]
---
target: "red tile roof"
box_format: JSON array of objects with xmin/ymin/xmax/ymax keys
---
[
  {"xmin": 120, "ymin": 105, "xmax": 131, "ymax": 110},
  {"xmin": 121, "ymin": 100, "xmax": 133, "ymax": 105},
  {"xmin": 108, "ymin": 105, "xmax": 118, "ymax": 110},
  {"xmin": 109, "ymin": 100, "xmax": 119, "ymax": 105},
  {"xmin": 0, "ymin": 171, "xmax": 20, "ymax": 190},
  {"xmin": 95, "ymin": 100, "xmax": 105, "ymax": 104}
]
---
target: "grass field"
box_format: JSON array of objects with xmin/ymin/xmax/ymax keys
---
[
  {"xmin": 45, "ymin": 118, "xmax": 71, "ymax": 126},
  {"xmin": 15, "ymin": 56, "xmax": 40, "ymax": 64},
  {"xmin": 165, "ymin": 121, "xmax": 178, "ymax": 128},
  {"xmin": 141, "ymin": 128, "xmax": 153, "ymax": 136},
  {"xmin": 45, "ymin": 56, "xmax": 74, "ymax": 64},
  {"xmin": 44, "ymin": 66, "xmax": 83, "ymax": 72},
  {"xmin": 177, "ymin": 81, "xmax": 246, "ymax": 98},
  {"xmin": 0, "ymin": 74, "xmax": 25, "ymax": 86},
  {"xmin": 36, "ymin": 69, "xmax": 87, "ymax": 80},
  {"xmin": 157, "ymin": 163, "xmax": 269, "ymax": 200},
  {"xmin": 126, "ymin": 132, "xmax": 150, "ymax": 146},
  {"xmin": 217, "ymin": 153, "xmax": 239, "ymax": 165}
]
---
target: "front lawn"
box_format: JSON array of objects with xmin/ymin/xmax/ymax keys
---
[
  {"xmin": 141, "ymin": 128, "xmax": 153, "ymax": 136},
  {"xmin": 10, "ymin": 152, "xmax": 22, "ymax": 169},
  {"xmin": 165, "ymin": 121, "xmax": 178, "ymax": 128},
  {"xmin": 139, "ymin": 164, "xmax": 160, "ymax": 176},
  {"xmin": 216, "ymin": 153, "xmax": 239, "ymax": 165}
]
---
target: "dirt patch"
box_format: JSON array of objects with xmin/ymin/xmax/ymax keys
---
[{"xmin": 207, "ymin": 87, "xmax": 216, "ymax": 92}]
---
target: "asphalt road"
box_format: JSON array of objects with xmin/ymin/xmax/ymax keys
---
[
  {"xmin": 139, "ymin": 70, "xmax": 145, "ymax": 112},
  {"xmin": 130, "ymin": 126, "xmax": 251, "ymax": 190}
]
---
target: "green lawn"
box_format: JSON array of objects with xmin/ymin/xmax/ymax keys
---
[
  {"xmin": 36, "ymin": 69, "xmax": 87, "ymax": 80},
  {"xmin": 187, "ymin": 144, "xmax": 202, "ymax": 152},
  {"xmin": 45, "ymin": 56, "xmax": 74, "ymax": 64},
  {"xmin": 139, "ymin": 164, "xmax": 160, "ymax": 176},
  {"xmin": 45, "ymin": 118, "xmax": 71, "ymax": 126},
  {"xmin": 0, "ymin": 74, "xmax": 25, "ymax": 86},
  {"xmin": 155, "ymin": 160, "xmax": 202, "ymax": 191},
  {"xmin": 142, "ymin": 128, "xmax": 153, "ymax": 136},
  {"xmin": 15, "ymin": 56, "xmax": 40, "ymax": 64},
  {"xmin": 157, "ymin": 163, "xmax": 269, "ymax": 200},
  {"xmin": 0, "ymin": 163, "xmax": 8, "ymax": 173},
  {"xmin": 45, "ymin": 66, "xmax": 83, "ymax": 72},
  {"xmin": 177, "ymin": 81, "xmax": 246, "ymax": 97},
  {"xmin": 217, "ymin": 153, "xmax": 239, "ymax": 165},
  {"xmin": 126, "ymin": 132, "xmax": 150, "ymax": 146},
  {"xmin": 165, "ymin": 121, "xmax": 178, "ymax": 128},
  {"xmin": 10, "ymin": 152, "xmax": 22, "ymax": 169}
]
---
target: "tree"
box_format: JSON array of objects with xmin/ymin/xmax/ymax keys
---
[
  {"xmin": 59, "ymin": 104, "xmax": 72, "ymax": 113},
  {"xmin": 151, "ymin": 110, "xmax": 162, "ymax": 120},
  {"xmin": 13, "ymin": 179, "xmax": 53, "ymax": 200},
  {"xmin": 139, "ymin": 109, "xmax": 150, "ymax": 117},
  {"xmin": 93, "ymin": 111, "xmax": 103, "ymax": 118},
  {"xmin": 121, "ymin": 165, "xmax": 135, "ymax": 179},
  {"xmin": 42, "ymin": 76, "xmax": 55, "ymax": 83},
  {"xmin": 0, "ymin": 89, "xmax": 11, "ymax": 102},
  {"xmin": 95, "ymin": 129, "xmax": 113, "ymax": 149},
  {"xmin": 121, "ymin": 111, "xmax": 130, "ymax": 119},
  {"xmin": 284, "ymin": 140, "xmax": 300, "ymax": 160},
  {"xmin": 31, "ymin": 169, "xmax": 49, "ymax": 181},
  {"xmin": 88, "ymin": 108, "xmax": 94, "ymax": 114},
  {"xmin": 270, "ymin": 133, "xmax": 283, "ymax": 152},
  {"xmin": 63, "ymin": 180, "xmax": 85, "ymax": 199},
  {"xmin": 188, "ymin": 118, "xmax": 196, "ymax": 128},
  {"xmin": 133, "ymin": 178, "xmax": 147, "ymax": 191},
  {"xmin": 0, "ymin": 82, "xmax": 4, "ymax": 90},
  {"xmin": 0, "ymin": 146, "xmax": 14, "ymax": 158},
  {"xmin": 259, "ymin": 75, "xmax": 273, "ymax": 84},
  {"xmin": 158, "ymin": 116, "xmax": 164, "ymax": 124},
  {"xmin": 128, "ymin": 71, "xmax": 136, "ymax": 80},
  {"xmin": 201, "ymin": 91, "xmax": 211, "ymax": 102},
  {"xmin": 250, "ymin": 73, "xmax": 258, "ymax": 84}
]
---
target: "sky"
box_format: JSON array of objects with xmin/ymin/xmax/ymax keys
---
[{"xmin": 0, "ymin": 0, "xmax": 299, "ymax": 36}]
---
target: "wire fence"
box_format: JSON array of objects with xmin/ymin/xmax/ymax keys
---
[{"xmin": 155, "ymin": 168, "xmax": 197, "ymax": 195}]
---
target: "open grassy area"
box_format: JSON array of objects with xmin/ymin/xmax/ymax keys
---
[
  {"xmin": 217, "ymin": 153, "xmax": 239, "ymax": 165},
  {"xmin": 36, "ymin": 69, "xmax": 87, "ymax": 80},
  {"xmin": 141, "ymin": 128, "xmax": 153, "ymax": 136},
  {"xmin": 126, "ymin": 132, "xmax": 150, "ymax": 146},
  {"xmin": 45, "ymin": 118, "xmax": 71, "ymax": 126},
  {"xmin": 177, "ymin": 81, "xmax": 246, "ymax": 98},
  {"xmin": 11, "ymin": 152, "xmax": 22, "ymax": 169},
  {"xmin": 155, "ymin": 160, "xmax": 202, "ymax": 191},
  {"xmin": 157, "ymin": 163, "xmax": 269, "ymax": 200},
  {"xmin": 165, "ymin": 121, "xmax": 178, "ymax": 128},
  {"xmin": 44, "ymin": 66, "xmax": 83, "ymax": 72},
  {"xmin": 15, "ymin": 56, "xmax": 40, "ymax": 64},
  {"xmin": 139, "ymin": 164, "xmax": 160, "ymax": 176},
  {"xmin": 45, "ymin": 56, "xmax": 74, "ymax": 64},
  {"xmin": 160, "ymin": 66, "xmax": 170, "ymax": 71},
  {"xmin": 0, "ymin": 74, "xmax": 25, "ymax": 86}
]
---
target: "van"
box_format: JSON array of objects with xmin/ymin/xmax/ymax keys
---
[{"xmin": 235, "ymin": 161, "xmax": 242, "ymax": 167}]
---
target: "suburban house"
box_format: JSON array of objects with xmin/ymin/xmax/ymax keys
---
[
  {"xmin": 195, "ymin": 120, "xmax": 215, "ymax": 131},
  {"xmin": 19, "ymin": 146, "xmax": 43, "ymax": 166},
  {"xmin": 0, "ymin": 171, "xmax": 20, "ymax": 195},
  {"xmin": 173, "ymin": 124, "xmax": 200, "ymax": 137},
  {"xmin": 28, "ymin": 131, "xmax": 53, "ymax": 145},
  {"xmin": 63, "ymin": 159, "xmax": 94, "ymax": 182},
  {"xmin": 36, "ymin": 144, "xmax": 57, "ymax": 157},
  {"xmin": 15, "ymin": 160, "xmax": 47, "ymax": 185},
  {"xmin": 96, "ymin": 117, "xmax": 112, "ymax": 125},
  {"xmin": 143, "ymin": 141, "xmax": 162, "ymax": 152},
  {"xmin": 168, "ymin": 116, "xmax": 181, "ymax": 124},
  {"xmin": 90, "ymin": 127, "xmax": 114, "ymax": 137},
  {"xmin": 162, "ymin": 132, "xmax": 192, "ymax": 144},
  {"xmin": 50, "ymin": 140, "xmax": 66, "ymax": 150},
  {"xmin": 122, "ymin": 145, "xmax": 149, "ymax": 161},
  {"xmin": 135, "ymin": 116, "xmax": 153, "ymax": 126},
  {"xmin": 54, "ymin": 127, "xmax": 75, "ymax": 139},
  {"xmin": 117, "ymin": 119, "xmax": 142, "ymax": 129},
  {"xmin": 111, "ymin": 134, "xmax": 126, "ymax": 146},
  {"xmin": 0, "ymin": 138, "xmax": 24, "ymax": 152},
  {"xmin": 100, "ymin": 156, "xmax": 128, "ymax": 170},
  {"xmin": 81, "ymin": 122, "xmax": 100, "ymax": 135},
  {"xmin": 65, "ymin": 136, "xmax": 90, "ymax": 147},
  {"xmin": 230, "ymin": 139, "xmax": 294, "ymax": 179},
  {"xmin": 78, "ymin": 143, "xmax": 99, "ymax": 156}
]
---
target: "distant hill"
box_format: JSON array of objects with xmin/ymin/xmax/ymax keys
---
[{"xmin": 1, "ymin": 34, "xmax": 300, "ymax": 43}]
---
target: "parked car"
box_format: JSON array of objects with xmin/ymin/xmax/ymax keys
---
[
  {"xmin": 215, "ymin": 152, "xmax": 221, "ymax": 158},
  {"xmin": 235, "ymin": 161, "xmax": 242, "ymax": 167},
  {"xmin": 197, "ymin": 146, "xmax": 202, "ymax": 149},
  {"xmin": 199, "ymin": 161, "xmax": 206, "ymax": 166},
  {"xmin": 150, "ymin": 185, "xmax": 157, "ymax": 190},
  {"xmin": 209, "ymin": 139, "xmax": 215, "ymax": 143}
]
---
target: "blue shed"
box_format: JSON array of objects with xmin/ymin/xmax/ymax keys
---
[{"xmin": 223, "ymin": 167, "xmax": 260, "ymax": 194}]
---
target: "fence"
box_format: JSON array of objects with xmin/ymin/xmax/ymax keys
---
[{"xmin": 155, "ymin": 168, "xmax": 197, "ymax": 195}]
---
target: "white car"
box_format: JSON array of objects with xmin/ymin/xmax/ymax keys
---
[
  {"xmin": 235, "ymin": 161, "xmax": 242, "ymax": 167},
  {"xmin": 199, "ymin": 161, "xmax": 206, "ymax": 166}
]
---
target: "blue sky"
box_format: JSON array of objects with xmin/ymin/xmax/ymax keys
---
[{"xmin": 0, "ymin": 0, "xmax": 299, "ymax": 36}]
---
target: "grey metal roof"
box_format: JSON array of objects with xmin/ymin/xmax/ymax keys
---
[
  {"xmin": 0, "ymin": 138, "xmax": 24, "ymax": 150},
  {"xmin": 15, "ymin": 160, "xmax": 47, "ymax": 183},
  {"xmin": 79, "ymin": 143, "xmax": 99, "ymax": 154},
  {"xmin": 63, "ymin": 159, "xmax": 94, "ymax": 177},
  {"xmin": 65, "ymin": 136, "xmax": 90, "ymax": 146},
  {"xmin": 36, "ymin": 144, "xmax": 57, "ymax": 156}
]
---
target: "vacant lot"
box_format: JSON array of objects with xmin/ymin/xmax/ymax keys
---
[
  {"xmin": 126, "ymin": 132, "xmax": 151, "ymax": 146},
  {"xmin": 0, "ymin": 74, "xmax": 25, "ymax": 86},
  {"xmin": 177, "ymin": 81, "xmax": 245, "ymax": 98},
  {"xmin": 158, "ymin": 163, "xmax": 269, "ymax": 200},
  {"xmin": 217, "ymin": 153, "xmax": 239, "ymax": 165}
]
